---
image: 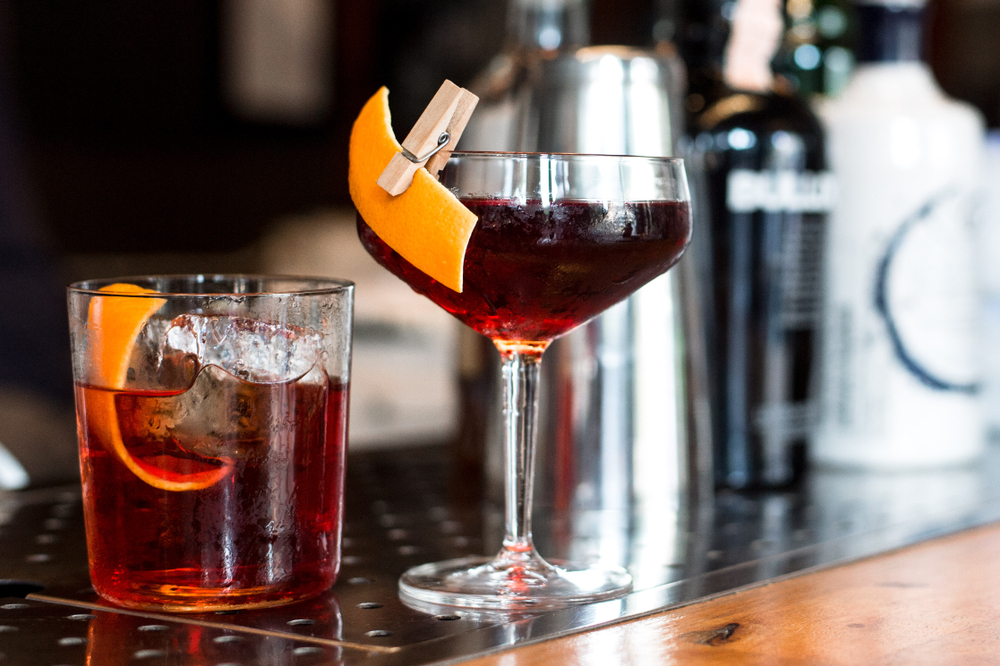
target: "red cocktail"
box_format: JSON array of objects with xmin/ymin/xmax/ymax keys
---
[
  {"xmin": 359, "ymin": 198, "xmax": 691, "ymax": 342},
  {"xmin": 76, "ymin": 375, "xmax": 348, "ymax": 610}
]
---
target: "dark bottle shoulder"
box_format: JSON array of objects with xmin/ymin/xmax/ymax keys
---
[
  {"xmin": 686, "ymin": 90, "xmax": 827, "ymax": 167},
  {"xmin": 692, "ymin": 87, "xmax": 825, "ymax": 137}
]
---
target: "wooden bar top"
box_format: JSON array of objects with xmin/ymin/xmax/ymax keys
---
[{"xmin": 466, "ymin": 522, "xmax": 1000, "ymax": 665}]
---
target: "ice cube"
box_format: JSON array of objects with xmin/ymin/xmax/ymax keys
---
[
  {"xmin": 145, "ymin": 360, "xmax": 329, "ymax": 462},
  {"xmin": 157, "ymin": 365, "xmax": 234, "ymax": 458},
  {"xmin": 163, "ymin": 365, "xmax": 255, "ymax": 460},
  {"xmin": 158, "ymin": 314, "xmax": 325, "ymax": 385}
]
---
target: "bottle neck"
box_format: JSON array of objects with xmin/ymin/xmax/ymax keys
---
[
  {"xmin": 855, "ymin": 4, "xmax": 924, "ymax": 64},
  {"xmin": 722, "ymin": 0, "xmax": 783, "ymax": 92},
  {"xmin": 652, "ymin": 0, "xmax": 680, "ymax": 45},
  {"xmin": 678, "ymin": 0, "xmax": 732, "ymax": 99},
  {"xmin": 506, "ymin": 0, "xmax": 590, "ymax": 51}
]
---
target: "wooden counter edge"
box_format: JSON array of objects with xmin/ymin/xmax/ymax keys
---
[{"xmin": 462, "ymin": 522, "xmax": 1000, "ymax": 666}]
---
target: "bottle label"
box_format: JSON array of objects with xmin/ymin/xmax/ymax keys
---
[
  {"xmin": 720, "ymin": 169, "xmax": 831, "ymax": 485},
  {"xmin": 725, "ymin": 170, "xmax": 831, "ymax": 329},
  {"xmin": 727, "ymin": 170, "xmax": 838, "ymax": 213},
  {"xmin": 810, "ymin": 84, "xmax": 988, "ymax": 466},
  {"xmin": 874, "ymin": 190, "xmax": 978, "ymax": 393},
  {"xmin": 710, "ymin": 168, "xmax": 831, "ymax": 486}
]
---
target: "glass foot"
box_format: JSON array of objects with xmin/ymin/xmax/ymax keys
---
[{"xmin": 399, "ymin": 551, "xmax": 632, "ymax": 611}]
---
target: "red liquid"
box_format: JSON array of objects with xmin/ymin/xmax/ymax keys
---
[
  {"xmin": 74, "ymin": 368, "xmax": 348, "ymax": 611},
  {"xmin": 359, "ymin": 198, "xmax": 691, "ymax": 342}
]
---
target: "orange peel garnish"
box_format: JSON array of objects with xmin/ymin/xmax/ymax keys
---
[
  {"xmin": 85, "ymin": 283, "xmax": 234, "ymax": 491},
  {"xmin": 348, "ymin": 86, "xmax": 478, "ymax": 293}
]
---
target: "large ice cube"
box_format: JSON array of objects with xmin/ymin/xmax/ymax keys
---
[
  {"xmin": 158, "ymin": 314, "xmax": 325, "ymax": 385},
  {"xmin": 147, "ymin": 315, "xmax": 328, "ymax": 460},
  {"xmin": 142, "ymin": 363, "xmax": 328, "ymax": 461}
]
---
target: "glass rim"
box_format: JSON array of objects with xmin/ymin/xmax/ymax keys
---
[
  {"xmin": 447, "ymin": 151, "xmax": 685, "ymax": 166},
  {"xmin": 67, "ymin": 274, "xmax": 355, "ymax": 298}
]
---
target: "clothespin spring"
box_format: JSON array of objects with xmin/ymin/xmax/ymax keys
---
[{"xmin": 401, "ymin": 132, "xmax": 451, "ymax": 165}]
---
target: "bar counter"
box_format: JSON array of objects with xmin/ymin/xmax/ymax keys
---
[
  {"xmin": 465, "ymin": 522, "xmax": 1000, "ymax": 665},
  {"xmin": 1, "ymin": 442, "xmax": 999, "ymax": 665}
]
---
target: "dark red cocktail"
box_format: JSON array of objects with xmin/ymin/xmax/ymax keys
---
[{"xmin": 359, "ymin": 198, "xmax": 691, "ymax": 342}]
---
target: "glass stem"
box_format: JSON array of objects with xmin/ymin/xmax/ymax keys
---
[{"xmin": 495, "ymin": 341, "xmax": 548, "ymax": 559}]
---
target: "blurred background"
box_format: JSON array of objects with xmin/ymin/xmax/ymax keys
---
[
  {"xmin": 0, "ymin": 0, "xmax": 998, "ymax": 482},
  {"xmin": 4, "ymin": 0, "xmax": 993, "ymax": 263}
]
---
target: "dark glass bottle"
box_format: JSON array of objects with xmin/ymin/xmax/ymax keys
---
[
  {"xmin": 772, "ymin": 0, "xmax": 856, "ymax": 98},
  {"xmin": 681, "ymin": 0, "xmax": 833, "ymax": 489}
]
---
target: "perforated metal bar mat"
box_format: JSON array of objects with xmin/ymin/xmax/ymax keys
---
[{"xmin": 2, "ymin": 444, "xmax": 1000, "ymax": 665}]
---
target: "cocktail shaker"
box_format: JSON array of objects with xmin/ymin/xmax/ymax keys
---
[{"xmin": 462, "ymin": 38, "xmax": 713, "ymax": 575}]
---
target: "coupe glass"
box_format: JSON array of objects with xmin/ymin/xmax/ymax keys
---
[{"xmin": 358, "ymin": 152, "xmax": 692, "ymax": 610}]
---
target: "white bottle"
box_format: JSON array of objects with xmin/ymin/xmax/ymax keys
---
[
  {"xmin": 813, "ymin": 0, "xmax": 986, "ymax": 468},
  {"xmin": 979, "ymin": 131, "xmax": 1000, "ymax": 434}
]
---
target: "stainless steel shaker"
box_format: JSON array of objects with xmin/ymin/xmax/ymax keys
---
[{"xmin": 463, "ymin": 42, "xmax": 713, "ymax": 581}]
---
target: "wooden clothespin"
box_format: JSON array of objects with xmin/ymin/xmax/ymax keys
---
[{"xmin": 377, "ymin": 80, "xmax": 479, "ymax": 196}]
